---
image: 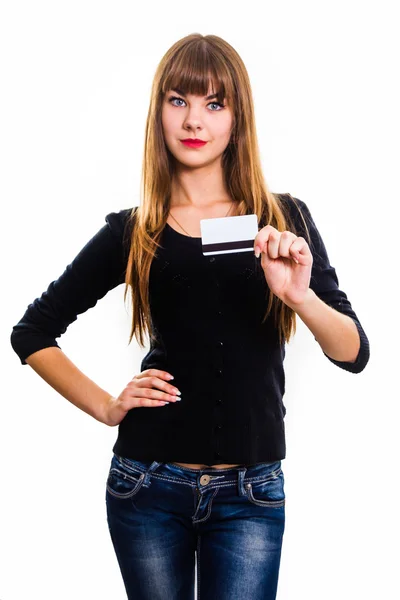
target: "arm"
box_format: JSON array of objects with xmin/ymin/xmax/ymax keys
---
[
  {"xmin": 286, "ymin": 195, "xmax": 370, "ymax": 373},
  {"xmin": 25, "ymin": 346, "xmax": 114, "ymax": 424},
  {"xmin": 10, "ymin": 208, "xmax": 133, "ymax": 364},
  {"xmin": 10, "ymin": 207, "xmax": 135, "ymax": 422},
  {"xmin": 287, "ymin": 287, "xmax": 361, "ymax": 363}
]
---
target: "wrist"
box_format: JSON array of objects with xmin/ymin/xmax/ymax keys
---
[
  {"xmin": 284, "ymin": 287, "xmax": 316, "ymax": 313},
  {"xmin": 98, "ymin": 394, "xmax": 117, "ymax": 426}
]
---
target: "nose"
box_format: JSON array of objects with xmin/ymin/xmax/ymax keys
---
[{"xmin": 182, "ymin": 106, "xmax": 204, "ymax": 132}]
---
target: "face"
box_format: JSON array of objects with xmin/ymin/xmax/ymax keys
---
[{"xmin": 161, "ymin": 85, "xmax": 234, "ymax": 169}]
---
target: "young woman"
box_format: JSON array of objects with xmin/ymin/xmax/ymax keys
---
[{"xmin": 11, "ymin": 33, "xmax": 370, "ymax": 600}]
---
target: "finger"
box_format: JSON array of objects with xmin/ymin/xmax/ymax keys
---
[
  {"xmin": 262, "ymin": 231, "xmax": 293, "ymax": 260},
  {"xmin": 133, "ymin": 375, "xmax": 180, "ymax": 397},
  {"xmin": 134, "ymin": 385, "xmax": 180, "ymax": 405},
  {"xmin": 124, "ymin": 393, "xmax": 169, "ymax": 408},
  {"xmin": 277, "ymin": 231, "xmax": 298, "ymax": 259},
  {"xmin": 268, "ymin": 229, "xmax": 299, "ymax": 259},
  {"xmin": 263, "ymin": 229, "xmax": 280, "ymax": 259},
  {"xmin": 254, "ymin": 225, "xmax": 279, "ymax": 257},
  {"xmin": 135, "ymin": 397, "xmax": 170, "ymax": 408},
  {"xmin": 131, "ymin": 369, "xmax": 174, "ymax": 381},
  {"xmin": 289, "ymin": 237, "xmax": 311, "ymax": 263}
]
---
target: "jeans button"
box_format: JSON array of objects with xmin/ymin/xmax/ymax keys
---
[{"xmin": 200, "ymin": 474, "xmax": 211, "ymax": 485}]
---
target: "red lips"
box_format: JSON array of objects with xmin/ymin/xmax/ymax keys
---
[{"xmin": 181, "ymin": 139, "xmax": 208, "ymax": 148}]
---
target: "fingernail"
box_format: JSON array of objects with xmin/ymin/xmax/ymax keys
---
[{"xmin": 255, "ymin": 248, "xmax": 260, "ymax": 258}]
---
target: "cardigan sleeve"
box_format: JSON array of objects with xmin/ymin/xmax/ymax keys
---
[
  {"xmin": 10, "ymin": 208, "xmax": 134, "ymax": 365},
  {"xmin": 286, "ymin": 195, "xmax": 370, "ymax": 374}
]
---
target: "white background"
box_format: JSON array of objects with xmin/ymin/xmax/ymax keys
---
[{"xmin": 1, "ymin": 1, "xmax": 399, "ymax": 599}]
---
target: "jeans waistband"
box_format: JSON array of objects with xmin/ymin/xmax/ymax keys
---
[{"xmin": 113, "ymin": 453, "xmax": 282, "ymax": 492}]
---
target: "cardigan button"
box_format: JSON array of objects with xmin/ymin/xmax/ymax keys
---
[
  {"xmin": 218, "ymin": 341, "xmax": 223, "ymax": 346},
  {"xmin": 215, "ymin": 424, "xmax": 223, "ymax": 431},
  {"xmin": 214, "ymin": 451, "xmax": 221, "ymax": 459},
  {"xmin": 216, "ymin": 398, "xmax": 222, "ymax": 405},
  {"xmin": 216, "ymin": 368, "xmax": 222, "ymax": 376},
  {"xmin": 209, "ymin": 257, "xmax": 216, "ymax": 262}
]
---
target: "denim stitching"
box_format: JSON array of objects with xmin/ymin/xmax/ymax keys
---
[
  {"xmin": 106, "ymin": 472, "xmax": 145, "ymax": 499},
  {"xmin": 109, "ymin": 469, "xmax": 282, "ymax": 490},
  {"xmin": 192, "ymin": 487, "xmax": 219, "ymax": 524},
  {"xmin": 138, "ymin": 473, "xmax": 195, "ymax": 487},
  {"xmin": 115, "ymin": 456, "xmax": 282, "ymax": 490},
  {"xmin": 147, "ymin": 468, "xmax": 282, "ymax": 488},
  {"xmin": 116, "ymin": 456, "xmax": 147, "ymax": 476},
  {"xmin": 109, "ymin": 467, "xmax": 143, "ymax": 485},
  {"xmin": 245, "ymin": 475, "xmax": 285, "ymax": 507},
  {"xmin": 245, "ymin": 486, "xmax": 285, "ymax": 507}
]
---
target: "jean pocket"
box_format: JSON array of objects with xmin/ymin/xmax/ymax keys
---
[
  {"xmin": 106, "ymin": 456, "xmax": 146, "ymax": 500},
  {"xmin": 245, "ymin": 468, "xmax": 285, "ymax": 508}
]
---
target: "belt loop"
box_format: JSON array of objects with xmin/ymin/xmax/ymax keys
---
[
  {"xmin": 237, "ymin": 466, "xmax": 247, "ymax": 496},
  {"xmin": 143, "ymin": 460, "xmax": 162, "ymax": 485}
]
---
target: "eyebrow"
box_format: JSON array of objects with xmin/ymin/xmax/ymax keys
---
[{"xmin": 171, "ymin": 88, "xmax": 220, "ymax": 101}]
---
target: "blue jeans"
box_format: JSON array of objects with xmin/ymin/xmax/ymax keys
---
[{"xmin": 105, "ymin": 453, "xmax": 286, "ymax": 599}]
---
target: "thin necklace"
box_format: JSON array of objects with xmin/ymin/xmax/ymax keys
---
[{"xmin": 168, "ymin": 202, "xmax": 235, "ymax": 237}]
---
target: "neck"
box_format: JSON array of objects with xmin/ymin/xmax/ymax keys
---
[{"xmin": 170, "ymin": 164, "xmax": 231, "ymax": 209}]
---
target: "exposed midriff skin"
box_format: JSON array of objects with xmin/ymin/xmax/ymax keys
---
[{"xmin": 172, "ymin": 462, "xmax": 242, "ymax": 470}]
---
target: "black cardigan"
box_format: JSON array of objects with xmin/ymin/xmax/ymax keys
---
[{"xmin": 10, "ymin": 194, "xmax": 370, "ymax": 465}]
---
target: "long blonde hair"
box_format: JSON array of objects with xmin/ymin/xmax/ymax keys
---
[{"xmin": 123, "ymin": 33, "xmax": 311, "ymax": 348}]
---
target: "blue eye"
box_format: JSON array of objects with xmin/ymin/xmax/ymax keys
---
[
  {"xmin": 168, "ymin": 96, "xmax": 225, "ymax": 111},
  {"xmin": 208, "ymin": 101, "xmax": 225, "ymax": 110},
  {"xmin": 169, "ymin": 96, "xmax": 185, "ymax": 107}
]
